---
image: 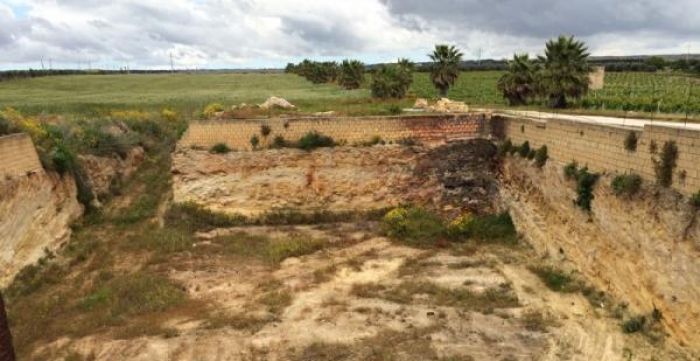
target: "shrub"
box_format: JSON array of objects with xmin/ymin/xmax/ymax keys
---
[
  {"xmin": 622, "ymin": 316, "xmax": 646, "ymax": 334},
  {"xmin": 624, "ymin": 131, "xmax": 638, "ymax": 152},
  {"xmin": 563, "ymin": 161, "xmax": 578, "ymax": 180},
  {"xmin": 690, "ymin": 191, "xmax": 700, "ymax": 208},
  {"xmin": 574, "ymin": 167, "xmax": 599, "ymax": 211},
  {"xmin": 529, "ymin": 266, "xmax": 579, "ymax": 293},
  {"xmin": 649, "ymin": 140, "xmax": 658, "ymax": 154},
  {"xmin": 387, "ymin": 104, "xmax": 402, "ymax": 115},
  {"xmin": 534, "ymin": 145, "xmax": 549, "ymax": 167},
  {"xmin": 527, "ymin": 149, "xmax": 536, "ymax": 160},
  {"xmin": 203, "ymin": 103, "xmax": 224, "ymax": 118},
  {"xmin": 382, "ymin": 207, "xmax": 446, "ymax": 247},
  {"xmin": 338, "ymin": 59, "xmax": 365, "ymax": 90},
  {"xmin": 611, "ymin": 173, "xmax": 642, "ymax": 197},
  {"xmin": 297, "ymin": 131, "xmax": 335, "ymax": 150},
  {"xmin": 448, "ymin": 212, "xmax": 517, "ymax": 244},
  {"xmin": 370, "ymin": 64, "xmax": 413, "ymax": 99},
  {"xmin": 210, "ymin": 143, "xmax": 231, "ymax": 154},
  {"xmin": 161, "ymin": 108, "xmax": 178, "ymax": 122},
  {"xmin": 397, "ymin": 137, "xmax": 419, "ymax": 146},
  {"xmin": 250, "ymin": 135, "xmax": 260, "ymax": 149},
  {"xmin": 653, "ymin": 141, "xmax": 678, "ymax": 187},
  {"xmin": 260, "ymin": 124, "xmax": 272, "ymax": 138},
  {"xmin": 499, "ymin": 139, "xmax": 514, "ymax": 156},
  {"xmin": 271, "ymin": 135, "xmax": 287, "ymax": 149},
  {"xmin": 517, "ymin": 141, "xmax": 530, "ymax": 158}
]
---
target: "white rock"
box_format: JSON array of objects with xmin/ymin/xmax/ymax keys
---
[{"xmin": 259, "ymin": 96, "xmax": 296, "ymax": 110}]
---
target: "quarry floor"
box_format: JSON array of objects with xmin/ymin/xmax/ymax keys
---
[
  {"xmin": 12, "ymin": 141, "xmax": 697, "ymax": 361},
  {"xmin": 42, "ymin": 222, "xmax": 685, "ymax": 361}
]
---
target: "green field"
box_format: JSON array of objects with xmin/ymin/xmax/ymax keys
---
[{"xmin": 0, "ymin": 71, "xmax": 697, "ymax": 119}]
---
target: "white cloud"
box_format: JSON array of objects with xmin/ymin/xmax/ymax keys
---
[{"xmin": 0, "ymin": 0, "xmax": 698, "ymax": 70}]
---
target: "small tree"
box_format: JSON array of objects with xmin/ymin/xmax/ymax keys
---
[
  {"xmin": 498, "ymin": 54, "xmax": 538, "ymax": 106},
  {"xmin": 338, "ymin": 60, "xmax": 365, "ymax": 90},
  {"xmin": 429, "ymin": 45, "xmax": 463, "ymax": 97},
  {"xmin": 371, "ymin": 63, "xmax": 413, "ymax": 99},
  {"xmin": 538, "ymin": 36, "xmax": 590, "ymax": 108},
  {"xmin": 250, "ymin": 135, "xmax": 260, "ymax": 150}
]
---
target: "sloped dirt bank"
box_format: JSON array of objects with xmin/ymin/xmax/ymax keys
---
[{"xmin": 500, "ymin": 156, "xmax": 700, "ymax": 354}]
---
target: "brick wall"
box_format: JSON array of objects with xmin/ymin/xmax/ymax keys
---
[
  {"xmin": 0, "ymin": 133, "xmax": 43, "ymax": 177},
  {"xmin": 498, "ymin": 116, "xmax": 700, "ymax": 195},
  {"xmin": 179, "ymin": 113, "xmax": 490, "ymax": 150}
]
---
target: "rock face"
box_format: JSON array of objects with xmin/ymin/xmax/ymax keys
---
[
  {"xmin": 172, "ymin": 146, "xmax": 441, "ymax": 216},
  {"xmin": 79, "ymin": 146, "xmax": 145, "ymax": 203},
  {"xmin": 0, "ymin": 171, "xmax": 83, "ymax": 287},
  {"xmin": 501, "ymin": 157, "xmax": 700, "ymax": 349}
]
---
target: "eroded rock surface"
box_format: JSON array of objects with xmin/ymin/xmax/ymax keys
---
[
  {"xmin": 501, "ymin": 157, "xmax": 700, "ymax": 351},
  {"xmin": 0, "ymin": 171, "xmax": 82, "ymax": 286}
]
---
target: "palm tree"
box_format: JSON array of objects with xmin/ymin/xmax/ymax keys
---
[
  {"xmin": 338, "ymin": 59, "xmax": 365, "ymax": 90},
  {"xmin": 538, "ymin": 35, "xmax": 590, "ymax": 108},
  {"xmin": 429, "ymin": 45, "xmax": 463, "ymax": 97},
  {"xmin": 497, "ymin": 54, "xmax": 539, "ymax": 106},
  {"xmin": 0, "ymin": 291, "xmax": 15, "ymax": 361}
]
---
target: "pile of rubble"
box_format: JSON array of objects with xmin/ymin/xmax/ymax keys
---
[{"xmin": 413, "ymin": 98, "xmax": 469, "ymax": 113}]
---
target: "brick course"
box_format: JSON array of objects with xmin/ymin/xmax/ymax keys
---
[
  {"xmin": 498, "ymin": 116, "xmax": 700, "ymax": 195},
  {"xmin": 0, "ymin": 133, "xmax": 43, "ymax": 177},
  {"xmin": 179, "ymin": 114, "xmax": 490, "ymax": 150}
]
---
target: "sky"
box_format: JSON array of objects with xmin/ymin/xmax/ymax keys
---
[{"xmin": 0, "ymin": 0, "xmax": 698, "ymax": 70}]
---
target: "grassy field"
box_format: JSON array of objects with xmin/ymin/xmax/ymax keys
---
[{"xmin": 0, "ymin": 71, "xmax": 698, "ymax": 119}]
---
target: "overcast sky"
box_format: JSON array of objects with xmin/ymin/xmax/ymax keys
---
[{"xmin": 1, "ymin": 0, "xmax": 698, "ymax": 70}]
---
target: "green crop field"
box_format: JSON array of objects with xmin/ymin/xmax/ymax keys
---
[{"xmin": 0, "ymin": 71, "xmax": 697, "ymax": 119}]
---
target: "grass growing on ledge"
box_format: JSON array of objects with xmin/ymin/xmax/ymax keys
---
[
  {"xmin": 351, "ymin": 281, "xmax": 519, "ymax": 313},
  {"xmin": 383, "ymin": 207, "xmax": 518, "ymax": 247},
  {"xmin": 611, "ymin": 173, "xmax": 642, "ymax": 197},
  {"xmin": 528, "ymin": 266, "xmax": 580, "ymax": 293}
]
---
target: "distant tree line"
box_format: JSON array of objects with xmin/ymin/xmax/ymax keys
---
[{"xmin": 0, "ymin": 69, "xmax": 183, "ymax": 82}]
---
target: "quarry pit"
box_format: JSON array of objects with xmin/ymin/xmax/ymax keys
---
[{"xmin": 2, "ymin": 113, "xmax": 699, "ymax": 360}]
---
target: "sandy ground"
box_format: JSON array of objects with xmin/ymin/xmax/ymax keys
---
[{"xmin": 40, "ymin": 223, "xmax": 692, "ymax": 361}]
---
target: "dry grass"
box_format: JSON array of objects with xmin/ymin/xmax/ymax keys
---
[{"xmin": 351, "ymin": 281, "xmax": 519, "ymax": 313}]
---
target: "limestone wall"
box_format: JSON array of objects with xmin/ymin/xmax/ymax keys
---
[
  {"xmin": 0, "ymin": 133, "xmax": 43, "ymax": 177},
  {"xmin": 498, "ymin": 116, "xmax": 700, "ymax": 195},
  {"xmin": 179, "ymin": 114, "xmax": 490, "ymax": 150}
]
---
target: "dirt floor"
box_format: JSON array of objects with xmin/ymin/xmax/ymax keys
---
[
  {"xmin": 33, "ymin": 221, "xmax": 692, "ymax": 361},
  {"xmin": 11, "ymin": 140, "xmax": 697, "ymax": 361}
]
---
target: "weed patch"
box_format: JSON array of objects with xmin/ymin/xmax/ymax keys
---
[
  {"xmin": 611, "ymin": 173, "xmax": 642, "ymax": 197},
  {"xmin": 528, "ymin": 266, "xmax": 580, "ymax": 293}
]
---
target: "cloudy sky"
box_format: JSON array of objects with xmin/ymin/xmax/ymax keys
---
[{"xmin": 1, "ymin": 0, "xmax": 698, "ymax": 70}]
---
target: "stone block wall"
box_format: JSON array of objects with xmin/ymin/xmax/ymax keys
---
[
  {"xmin": 0, "ymin": 133, "xmax": 43, "ymax": 177},
  {"xmin": 179, "ymin": 113, "xmax": 490, "ymax": 150},
  {"xmin": 498, "ymin": 116, "xmax": 700, "ymax": 195}
]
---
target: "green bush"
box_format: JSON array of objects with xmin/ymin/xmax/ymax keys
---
[
  {"xmin": 370, "ymin": 64, "xmax": 413, "ymax": 99},
  {"xmin": 690, "ymin": 191, "xmax": 700, "ymax": 208},
  {"xmin": 517, "ymin": 141, "xmax": 530, "ymax": 157},
  {"xmin": 297, "ymin": 131, "xmax": 335, "ymax": 150},
  {"xmin": 527, "ymin": 149, "xmax": 536, "ymax": 160},
  {"xmin": 622, "ymin": 316, "xmax": 646, "ymax": 334},
  {"xmin": 203, "ymin": 103, "xmax": 224, "ymax": 118},
  {"xmin": 611, "ymin": 173, "xmax": 642, "ymax": 197},
  {"xmin": 338, "ymin": 59, "xmax": 365, "ymax": 90},
  {"xmin": 250, "ymin": 135, "xmax": 260, "ymax": 149},
  {"xmin": 210, "ymin": 143, "xmax": 231, "ymax": 154},
  {"xmin": 529, "ymin": 266, "xmax": 579, "ymax": 293},
  {"xmin": 563, "ymin": 161, "xmax": 578, "ymax": 180},
  {"xmin": 653, "ymin": 140, "xmax": 678, "ymax": 187},
  {"xmin": 574, "ymin": 167, "xmax": 599, "ymax": 211},
  {"xmin": 271, "ymin": 135, "xmax": 287, "ymax": 149},
  {"xmin": 448, "ymin": 212, "xmax": 517, "ymax": 244},
  {"xmin": 499, "ymin": 139, "xmax": 514, "ymax": 156},
  {"xmin": 534, "ymin": 145, "xmax": 548, "ymax": 167},
  {"xmin": 382, "ymin": 207, "xmax": 446, "ymax": 247},
  {"xmin": 564, "ymin": 162, "xmax": 599, "ymax": 211},
  {"xmin": 624, "ymin": 131, "xmax": 638, "ymax": 152},
  {"xmin": 387, "ymin": 104, "xmax": 402, "ymax": 115}
]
